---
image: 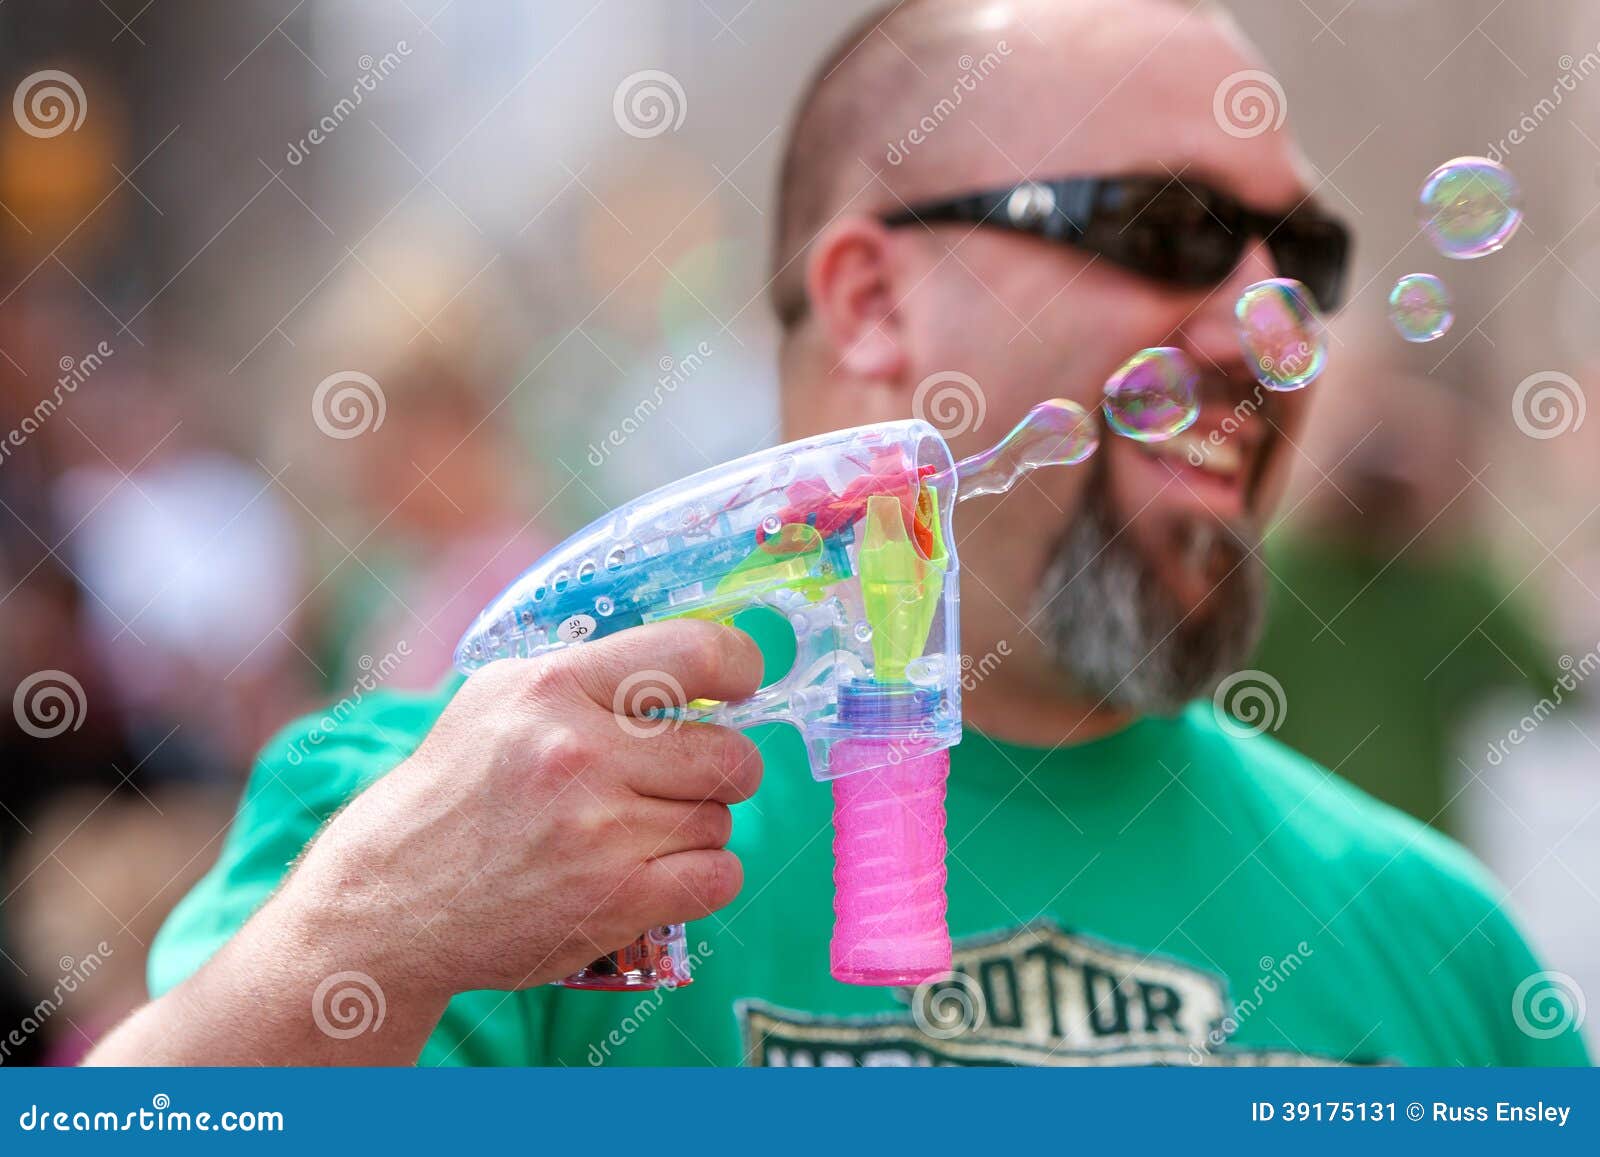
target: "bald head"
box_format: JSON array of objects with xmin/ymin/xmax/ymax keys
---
[{"xmin": 771, "ymin": 0, "xmax": 1238, "ymax": 330}]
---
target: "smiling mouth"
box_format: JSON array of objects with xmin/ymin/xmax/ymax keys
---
[{"xmin": 1128, "ymin": 409, "xmax": 1272, "ymax": 514}]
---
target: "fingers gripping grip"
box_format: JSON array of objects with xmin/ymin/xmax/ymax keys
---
[
  {"xmin": 561, "ymin": 593, "xmax": 846, "ymax": 992},
  {"xmin": 672, "ymin": 590, "xmax": 852, "ymax": 764}
]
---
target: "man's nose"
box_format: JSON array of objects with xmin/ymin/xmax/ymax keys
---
[{"xmin": 1174, "ymin": 237, "xmax": 1280, "ymax": 376}]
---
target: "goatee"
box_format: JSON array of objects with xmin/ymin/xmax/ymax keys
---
[{"xmin": 1033, "ymin": 463, "xmax": 1266, "ymax": 715}]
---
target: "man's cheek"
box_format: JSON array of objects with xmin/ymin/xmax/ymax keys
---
[
  {"xmin": 1251, "ymin": 433, "xmax": 1298, "ymax": 517},
  {"xmin": 1105, "ymin": 439, "xmax": 1167, "ymax": 519}
]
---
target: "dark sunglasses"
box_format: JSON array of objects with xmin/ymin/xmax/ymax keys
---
[{"xmin": 881, "ymin": 175, "xmax": 1351, "ymax": 313}]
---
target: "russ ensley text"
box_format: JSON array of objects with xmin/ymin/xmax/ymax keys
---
[{"xmin": 1251, "ymin": 1101, "xmax": 1572, "ymax": 1127}]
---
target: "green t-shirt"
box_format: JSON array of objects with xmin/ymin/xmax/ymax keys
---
[
  {"xmin": 149, "ymin": 680, "xmax": 1588, "ymax": 1067},
  {"xmin": 1252, "ymin": 536, "xmax": 1555, "ymax": 834}
]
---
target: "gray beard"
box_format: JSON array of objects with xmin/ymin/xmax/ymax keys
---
[{"xmin": 1033, "ymin": 467, "xmax": 1266, "ymax": 715}]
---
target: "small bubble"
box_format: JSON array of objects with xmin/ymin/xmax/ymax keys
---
[
  {"xmin": 1418, "ymin": 156, "xmax": 1523, "ymax": 259},
  {"xmin": 1234, "ymin": 278, "xmax": 1328, "ymax": 391},
  {"xmin": 595, "ymin": 596, "xmax": 614, "ymax": 616},
  {"xmin": 1102, "ymin": 348, "xmax": 1200, "ymax": 442},
  {"xmin": 760, "ymin": 515, "xmax": 782, "ymax": 536},
  {"xmin": 1388, "ymin": 273, "xmax": 1454, "ymax": 343},
  {"xmin": 854, "ymin": 622, "xmax": 874, "ymax": 643}
]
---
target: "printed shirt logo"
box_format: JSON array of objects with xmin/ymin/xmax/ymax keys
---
[{"xmin": 740, "ymin": 919, "xmax": 1351, "ymax": 1067}]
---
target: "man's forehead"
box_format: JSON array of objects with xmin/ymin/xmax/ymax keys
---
[{"xmin": 893, "ymin": 1, "xmax": 1307, "ymax": 209}]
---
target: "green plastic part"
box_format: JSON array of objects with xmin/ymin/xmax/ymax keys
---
[{"xmin": 858, "ymin": 490, "xmax": 944, "ymax": 682}]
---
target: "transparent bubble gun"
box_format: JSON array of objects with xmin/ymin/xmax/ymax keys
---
[{"xmin": 454, "ymin": 399, "xmax": 1098, "ymax": 990}]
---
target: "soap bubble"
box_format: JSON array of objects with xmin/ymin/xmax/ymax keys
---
[
  {"xmin": 1388, "ymin": 274, "xmax": 1454, "ymax": 343},
  {"xmin": 1102, "ymin": 348, "xmax": 1200, "ymax": 442},
  {"xmin": 1418, "ymin": 157, "xmax": 1522, "ymax": 259},
  {"xmin": 1234, "ymin": 278, "xmax": 1328, "ymax": 391}
]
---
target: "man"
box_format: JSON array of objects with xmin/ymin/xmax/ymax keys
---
[{"xmin": 91, "ymin": 0, "xmax": 1587, "ymax": 1066}]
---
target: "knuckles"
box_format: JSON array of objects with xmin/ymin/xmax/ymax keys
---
[
  {"xmin": 691, "ymin": 802, "xmax": 734, "ymax": 849},
  {"xmin": 517, "ymin": 655, "xmax": 586, "ymax": 708},
  {"xmin": 685, "ymin": 628, "xmax": 732, "ymax": 694},
  {"xmin": 533, "ymin": 725, "xmax": 599, "ymax": 782},
  {"xmin": 687, "ymin": 851, "xmax": 743, "ymax": 910},
  {"xmin": 719, "ymin": 731, "xmax": 764, "ymax": 801},
  {"xmin": 570, "ymin": 802, "xmax": 616, "ymax": 845}
]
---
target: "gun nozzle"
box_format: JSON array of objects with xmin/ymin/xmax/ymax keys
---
[{"xmin": 951, "ymin": 398, "xmax": 1098, "ymax": 503}]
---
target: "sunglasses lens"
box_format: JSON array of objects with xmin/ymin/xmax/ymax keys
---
[
  {"xmin": 1085, "ymin": 183, "xmax": 1238, "ymax": 286},
  {"xmin": 1270, "ymin": 218, "xmax": 1349, "ymax": 311},
  {"xmin": 1102, "ymin": 347, "xmax": 1200, "ymax": 442}
]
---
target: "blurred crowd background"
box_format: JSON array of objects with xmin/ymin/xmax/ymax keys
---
[{"xmin": 2, "ymin": 0, "xmax": 1598, "ymax": 1063}]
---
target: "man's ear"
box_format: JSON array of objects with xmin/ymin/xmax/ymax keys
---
[{"xmin": 803, "ymin": 217, "xmax": 909, "ymax": 382}]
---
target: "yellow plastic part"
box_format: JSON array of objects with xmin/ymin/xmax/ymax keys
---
[{"xmin": 859, "ymin": 492, "xmax": 944, "ymax": 682}]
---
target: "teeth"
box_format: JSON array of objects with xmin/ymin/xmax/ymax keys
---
[
  {"xmin": 1193, "ymin": 440, "xmax": 1242, "ymax": 477},
  {"xmin": 1140, "ymin": 430, "xmax": 1243, "ymax": 478}
]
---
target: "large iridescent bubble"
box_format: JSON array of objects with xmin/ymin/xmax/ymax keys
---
[
  {"xmin": 1102, "ymin": 347, "xmax": 1200, "ymax": 442},
  {"xmin": 1234, "ymin": 278, "xmax": 1328, "ymax": 391},
  {"xmin": 1418, "ymin": 157, "xmax": 1523, "ymax": 259},
  {"xmin": 1388, "ymin": 273, "xmax": 1454, "ymax": 343}
]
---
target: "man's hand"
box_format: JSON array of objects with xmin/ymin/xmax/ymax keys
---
[
  {"xmin": 86, "ymin": 620, "xmax": 764, "ymax": 1065},
  {"xmin": 300, "ymin": 618, "xmax": 765, "ymax": 993}
]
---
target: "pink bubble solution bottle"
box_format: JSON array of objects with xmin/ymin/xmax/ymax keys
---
[{"xmin": 828, "ymin": 691, "xmax": 952, "ymax": 986}]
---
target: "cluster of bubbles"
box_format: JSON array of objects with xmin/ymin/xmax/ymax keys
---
[
  {"xmin": 1098, "ymin": 157, "xmax": 1523, "ymax": 445},
  {"xmin": 1098, "ymin": 273, "xmax": 1332, "ymax": 445},
  {"xmin": 1387, "ymin": 156, "xmax": 1522, "ymax": 344}
]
